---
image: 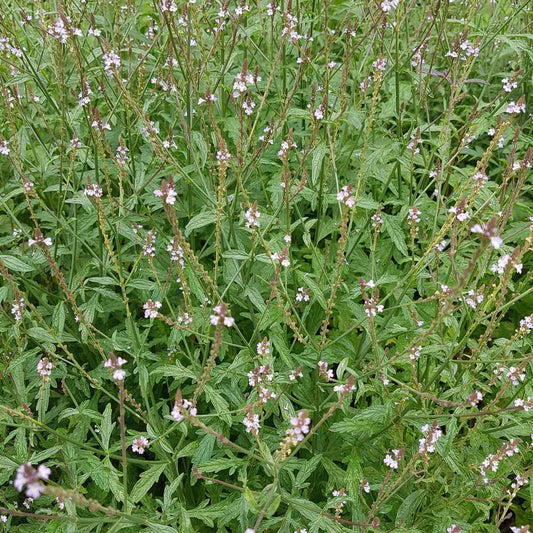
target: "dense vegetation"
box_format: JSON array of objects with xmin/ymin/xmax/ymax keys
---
[{"xmin": 0, "ymin": 0, "xmax": 532, "ymax": 531}]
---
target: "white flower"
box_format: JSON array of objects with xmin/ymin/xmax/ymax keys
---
[
  {"xmin": 271, "ymin": 248, "xmax": 290, "ymax": 268},
  {"xmin": 242, "ymin": 98, "xmax": 255, "ymax": 116},
  {"xmin": 419, "ymin": 424, "xmax": 442, "ymax": 453},
  {"xmin": 143, "ymin": 299, "xmax": 162, "ymax": 319},
  {"xmin": 295, "ymin": 287, "xmax": 310, "ymax": 303},
  {"xmin": 447, "ymin": 526, "xmax": 462, "ymax": 533},
  {"xmin": 102, "ymin": 50, "xmax": 121, "ymax": 76},
  {"xmin": 337, "ymin": 185, "xmax": 355, "ymax": 208},
  {"xmin": 313, "ymin": 104, "xmax": 324, "ymax": 121},
  {"xmin": 103, "ymin": 356, "xmax": 127, "ymax": 381},
  {"xmin": 449, "ymin": 205, "xmax": 470, "ymax": 222},
  {"xmin": 381, "ymin": 0, "xmax": 399, "ymax": 12},
  {"xmin": 11, "ymin": 298, "xmax": 25, "ymax": 321},
  {"xmin": 408, "ymin": 207, "xmax": 421, "ymax": 224},
  {"xmin": 210, "ymin": 304, "xmax": 235, "ymax": 327},
  {"xmin": 245, "ymin": 205, "xmax": 260, "ymax": 229},
  {"xmin": 318, "ymin": 360, "xmax": 333, "ymax": 381},
  {"xmin": 28, "ymin": 235, "xmax": 53, "ymax": 247},
  {"xmin": 84, "ymin": 183, "xmax": 103, "ymax": 198},
  {"xmin": 243, "ymin": 412, "xmax": 260, "ymax": 435},
  {"xmin": 14, "ymin": 464, "xmax": 50, "ymax": 499},
  {"xmin": 160, "ymin": 0, "xmax": 177, "ymax": 11},
  {"xmin": 132, "ymin": 436, "xmax": 149, "ymax": 454},
  {"xmin": 256, "ymin": 339, "xmax": 271, "ymax": 356},
  {"xmin": 490, "ymin": 254, "xmax": 522, "ymax": 275},
  {"xmin": 506, "ymin": 101, "xmax": 526, "ymax": 114},
  {"xmin": 153, "ymin": 180, "xmax": 177, "ymax": 205},
  {"xmin": 171, "ymin": 397, "xmax": 197, "ymax": 422},
  {"xmin": 333, "ymin": 382, "xmax": 356, "ymax": 394},
  {"xmin": 0, "ymin": 140, "xmax": 10, "ymax": 155},
  {"xmin": 372, "ymin": 57, "xmax": 387, "ymax": 71},
  {"xmin": 37, "ymin": 358, "xmax": 53, "ymax": 377},
  {"xmin": 384, "ymin": 449, "xmax": 402, "ymax": 469}
]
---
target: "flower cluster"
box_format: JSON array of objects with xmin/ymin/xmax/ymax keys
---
[
  {"xmin": 270, "ymin": 248, "xmax": 290, "ymax": 268},
  {"xmin": 245, "ymin": 203, "xmax": 261, "ymax": 229},
  {"xmin": 84, "ymin": 182, "xmax": 103, "ymax": 198},
  {"xmin": 0, "ymin": 140, "xmax": 9, "ymax": 155},
  {"xmin": 467, "ymin": 391, "xmax": 483, "ymax": 406},
  {"xmin": 210, "ymin": 303, "xmax": 235, "ymax": 327},
  {"xmin": 380, "ymin": 0, "xmax": 399, "ymax": 13},
  {"xmin": 449, "ymin": 203, "xmax": 470, "ymax": 222},
  {"xmin": 494, "ymin": 363, "xmax": 526, "ymax": 386},
  {"xmin": 167, "ymin": 239, "xmax": 184, "ymax": 265},
  {"xmin": 37, "ymin": 357, "xmax": 53, "ymax": 377},
  {"xmin": 243, "ymin": 410, "xmax": 260, "ymax": 435},
  {"xmin": 332, "ymin": 488, "xmax": 347, "ymax": 518},
  {"xmin": 418, "ymin": 424, "xmax": 443, "ymax": 454},
  {"xmin": 11, "ymin": 298, "xmax": 25, "ymax": 321},
  {"xmin": 463, "ymin": 289, "xmax": 484, "ymax": 310},
  {"xmin": 384, "ymin": 449, "xmax": 403, "ymax": 469},
  {"xmin": 143, "ymin": 299, "xmax": 162, "ymax": 319},
  {"xmin": 364, "ymin": 295, "xmax": 384, "ymax": 318},
  {"xmin": 490, "ymin": 253, "xmax": 522, "ymax": 275},
  {"xmin": 318, "ymin": 360, "xmax": 333, "ymax": 380},
  {"xmin": 337, "ymin": 184, "xmax": 355, "ymax": 208},
  {"xmin": 160, "ymin": 0, "xmax": 177, "ymax": 12},
  {"xmin": 14, "ymin": 463, "xmax": 51, "ymax": 499},
  {"xmin": 408, "ymin": 206, "xmax": 421, "ymax": 224},
  {"xmin": 103, "ymin": 355, "xmax": 127, "ymax": 381},
  {"xmin": 115, "ymin": 145, "xmax": 129, "ymax": 165},
  {"xmin": 371, "ymin": 212, "xmax": 383, "ymax": 229},
  {"xmin": 295, "ymin": 287, "xmax": 310, "ymax": 303},
  {"xmin": 28, "ymin": 234, "xmax": 52, "ymax": 247},
  {"xmin": 518, "ymin": 315, "xmax": 533, "ymax": 334},
  {"xmin": 132, "ymin": 436, "xmax": 150, "ymax": 454},
  {"xmin": 506, "ymin": 100, "xmax": 526, "ymax": 114},
  {"xmin": 409, "ymin": 345, "xmax": 422, "ymax": 361},
  {"xmin": 276, "ymin": 410, "xmax": 311, "ymax": 461},
  {"xmin": 248, "ymin": 364, "xmax": 274, "ymax": 387},
  {"xmin": 154, "ymin": 179, "xmax": 177, "ymax": 205},
  {"xmin": 216, "ymin": 148, "xmax": 231, "ymax": 164},
  {"xmin": 102, "ymin": 50, "xmax": 121, "ymax": 76},
  {"xmin": 502, "ymin": 77, "xmax": 518, "ymax": 92},
  {"xmin": 471, "ymin": 219, "xmax": 502, "ymax": 249},
  {"xmin": 479, "ymin": 439, "xmax": 520, "ymax": 483},
  {"xmin": 333, "ymin": 381, "xmax": 356, "ymax": 394},
  {"xmin": 142, "ymin": 230, "xmax": 157, "ymax": 257},
  {"xmin": 171, "ymin": 394, "xmax": 197, "ymax": 422},
  {"xmin": 287, "ymin": 411, "xmax": 310, "ymax": 443},
  {"xmin": 256, "ymin": 338, "xmax": 271, "ymax": 356},
  {"xmin": 289, "ymin": 368, "xmax": 303, "ymax": 381},
  {"xmin": 277, "ymin": 137, "xmax": 297, "ymax": 159},
  {"xmin": 514, "ymin": 397, "xmax": 533, "ymax": 412}
]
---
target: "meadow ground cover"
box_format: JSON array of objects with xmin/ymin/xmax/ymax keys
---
[{"xmin": 0, "ymin": 0, "xmax": 532, "ymax": 531}]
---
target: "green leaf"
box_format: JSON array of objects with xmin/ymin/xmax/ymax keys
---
[
  {"xmin": 311, "ymin": 142, "xmax": 326, "ymax": 186},
  {"xmin": 192, "ymin": 131, "xmax": 208, "ymax": 167},
  {"xmin": 152, "ymin": 363, "xmax": 197, "ymax": 382},
  {"xmin": 266, "ymin": 494, "xmax": 281, "ymax": 517},
  {"xmin": 27, "ymin": 327, "xmax": 57, "ymax": 344},
  {"xmin": 129, "ymin": 463, "xmax": 166, "ymax": 503},
  {"xmin": 100, "ymin": 403, "xmax": 115, "ymax": 451},
  {"xmin": 185, "ymin": 210, "xmax": 216, "ymax": 237},
  {"xmin": 295, "ymin": 454, "xmax": 322, "ymax": 488},
  {"xmin": 0, "ymin": 254, "xmax": 34, "ymax": 272},
  {"xmin": 395, "ymin": 489, "xmax": 425, "ymax": 526},
  {"xmin": 384, "ymin": 214, "xmax": 408, "ymax": 256}
]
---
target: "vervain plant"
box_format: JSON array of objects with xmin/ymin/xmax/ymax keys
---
[{"xmin": 0, "ymin": 0, "xmax": 532, "ymax": 532}]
